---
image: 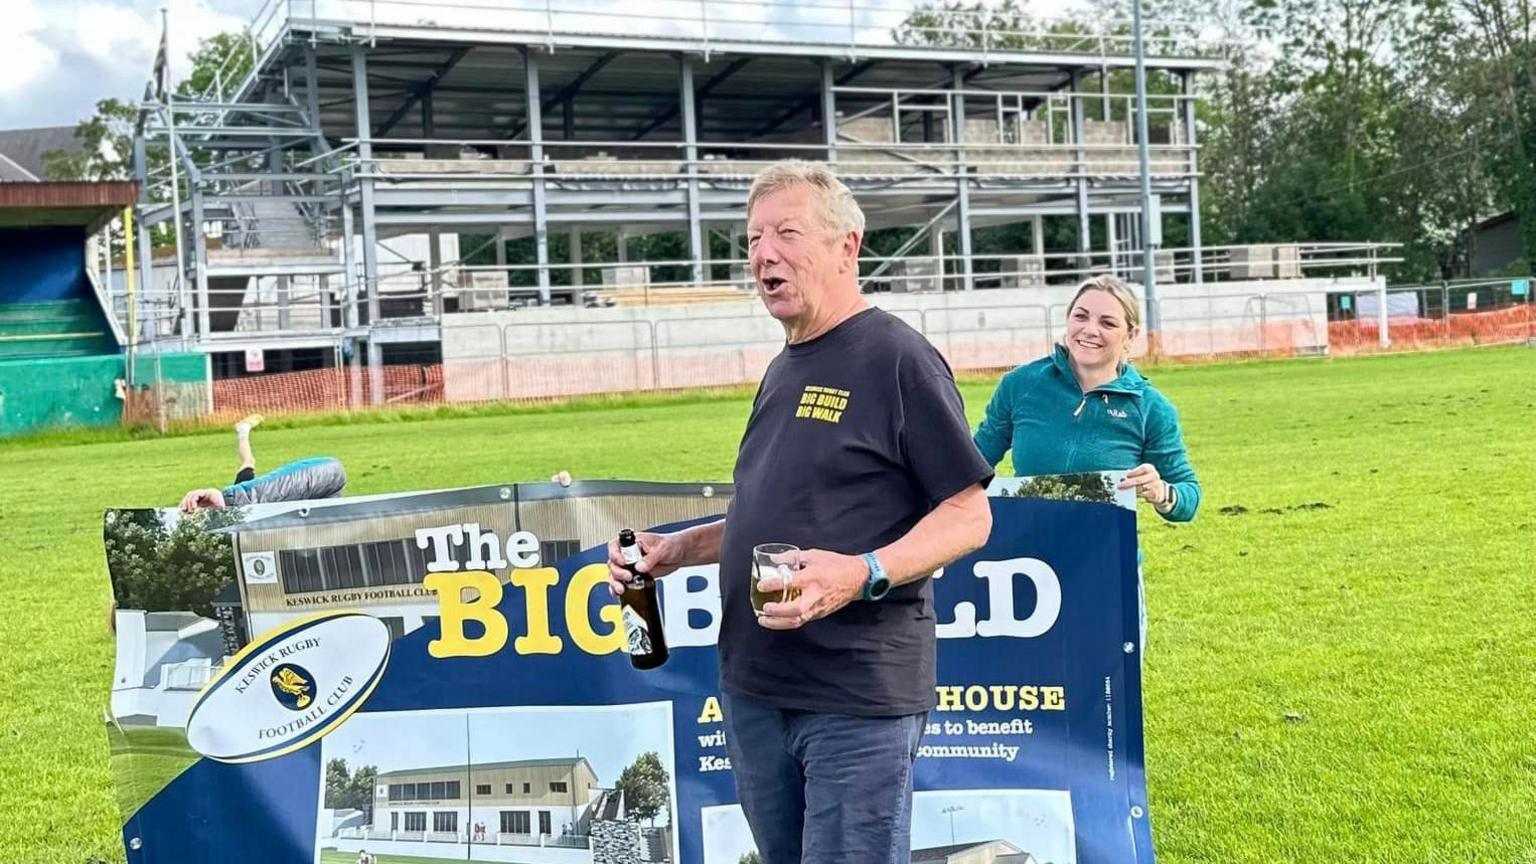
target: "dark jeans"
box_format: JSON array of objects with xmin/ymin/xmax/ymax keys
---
[{"xmin": 721, "ymin": 688, "xmax": 926, "ymax": 864}]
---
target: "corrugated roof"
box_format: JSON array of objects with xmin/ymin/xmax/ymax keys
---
[
  {"xmin": 379, "ymin": 755, "xmax": 594, "ymax": 779},
  {"xmin": 0, "ymin": 153, "xmax": 37, "ymax": 182},
  {"xmin": 912, "ymin": 842, "xmax": 1009, "ymax": 863},
  {"xmin": 0, "ymin": 126, "xmax": 80, "ymax": 181}
]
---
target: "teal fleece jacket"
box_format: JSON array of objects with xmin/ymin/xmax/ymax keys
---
[{"xmin": 973, "ymin": 345, "xmax": 1201, "ymax": 522}]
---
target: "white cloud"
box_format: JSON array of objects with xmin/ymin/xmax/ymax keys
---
[
  {"xmin": 0, "ymin": 0, "xmax": 59, "ymax": 100},
  {"xmin": 0, "ymin": 0, "xmax": 247, "ymax": 129},
  {"xmin": 73, "ymin": 4, "xmax": 160, "ymax": 66}
]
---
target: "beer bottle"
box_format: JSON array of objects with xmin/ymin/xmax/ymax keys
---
[{"xmin": 617, "ymin": 529, "xmax": 669, "ymax": 669}]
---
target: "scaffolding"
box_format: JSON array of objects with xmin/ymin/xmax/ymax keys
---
[{"xmin": 127, "ymin": 0, "xmax": 1396, "ymax": 406}]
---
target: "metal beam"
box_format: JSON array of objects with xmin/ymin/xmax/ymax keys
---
[
  {"xmin": 373, "ymin": 47, "xmax": 471, "ymax": 138},
  {"xmin": 1183, "ymin": 70, "xmax": 1202, "ymax": 286},
  {"xmin": 352, "ymin": 44, "xmax": 385, "ymax": 404},
  {"xmin": 821, "ymin": 60, "xmax": 837, "ymax": 162},
  {"xmin": 373, "ymin": 210, "xmax": 738, "ymax": 226},
  {"xmin": 680, "ymin": 56, "xmax": 703, "ymax": 284},
  {"xmin": 632, "ymin": 56, "xmax": 752, "ymax": 140},
  {"xmin": 508, "ymin": 51, "xmax": 620, "ymax": 139},
  {"xmin": 951, "ymin": 65, "xmax": 975, "ymax": 291},
  {"xmin": 525, "ymin": 50, "xmax": 551, "ymax": 304},
  {"xmin": 317, "ymin": 24, "xmax": 1227, "ymax": 72},
  {"xmin": 147, "ymin": 126, "xmax": 315, "ymax": 137},
  {"xmin": 861, "ymin": 200, "xmax": 957, "ymax": 284},
  {"xmin": 753, "ymin": 60, "xmax": 877, "ymax": 138},
  {"xmin": 1072, "ymin": 69, "xmax": 1091, "ymax": 264}
]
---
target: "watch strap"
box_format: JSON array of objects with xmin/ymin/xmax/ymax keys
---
[{"xmin": 862, "ymin": 552, "xmax": 891, "ymax": 601}]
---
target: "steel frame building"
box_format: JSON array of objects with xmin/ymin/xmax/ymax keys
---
[{"xmin": 133, "ymin": 0, "xmax": 1237, "ymax": 396}]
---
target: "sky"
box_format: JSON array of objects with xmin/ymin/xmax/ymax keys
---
[
  {"xmin": 0, "ymin": 0, "xmax": 248, "ymax": 131},
  {"xmin": 0, "ymin": 0, "xmax": 1090, "ymax": 133}
]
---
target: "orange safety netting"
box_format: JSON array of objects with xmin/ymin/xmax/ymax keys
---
[
  {"xmin": 1328, "ymin": 304, "xmax": 1535, "ymax": 355},
  {"xmin": 165, "ymin": 306, "xmax": 1534, "ymax": 423},
  {"xmin": 210, "ymin": 365, "xmax": 445, "ymax": 419}
]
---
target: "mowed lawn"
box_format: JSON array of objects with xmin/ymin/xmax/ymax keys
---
[{"xmin": 1, "ymin": 346, "xmax": 1533, "ymax": 864}]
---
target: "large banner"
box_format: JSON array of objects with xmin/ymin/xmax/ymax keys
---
[{"xmin": 103, "ymin": 478, "xmax": 1149, "ymax": 864}]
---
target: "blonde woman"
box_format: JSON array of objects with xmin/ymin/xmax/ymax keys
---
[{"xmin": 973, "ymin": 275, "xmax": 1201, "ymax": 641}]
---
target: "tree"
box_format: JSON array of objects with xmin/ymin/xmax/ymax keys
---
[
  {"xmin": 42, "ymin": 98, "xmax": 137, "ymax": 181},
  {"xmin": 325, "ymin": 758, "xmax": 353, "ymax": 809},
  {"xmin": 614, "ymin": 751, "xmax": 671, "ymax": 826},
  {"xmin": 44, "ymin": 31, "xmax": 255, "ymax": 185},
  {"xmin": 350, "ymin": 764, "xmax": 378, "ymax": 821},
  {"xmin": 103, "ymin": 508, "xmax": 243, "ymax": 617},
  {"xmin": 324, "ymin": 758, "xmax": 379, "ymax": 817},
  {"xmin": 738, "ymin": 852, "xmax": 762, "ymax": 864},
  {"xmin": 1415, "ymin": 0, "xmax": 1536, "ymax": 274},
  {"xmin": 177, "ymin": 32, "xmax": 256, "ymax": 102},
  {"xmin": 1003, "ymin": 472, "xmax": 1118, "ymax": 503}
]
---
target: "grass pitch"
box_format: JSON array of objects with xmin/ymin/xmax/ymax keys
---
[{"xmin": 1, "ymin": 346, "xmax": 1532, "ymax": 863}]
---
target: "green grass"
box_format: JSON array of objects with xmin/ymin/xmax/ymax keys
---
[
  {"xmin": 2, "ymin": 346, "xmax": 1534, "ymax": 863},
  {"xmin": 102, "ymin": 725, "xmax": 198, "ymax": 822}
]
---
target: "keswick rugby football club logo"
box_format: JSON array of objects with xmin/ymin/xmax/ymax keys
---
[
  {"xmin": 186, "ymin": 612, "xmax": 390, "ymax": 763},
  {"xmin": 270, "ymin": 664, "xmax": 314, "ymax": 710}
]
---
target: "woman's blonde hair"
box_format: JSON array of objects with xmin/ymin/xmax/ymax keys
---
[{"xmin": 1067, "ymin": 274, "xmax": 1142, "ymax": 332}]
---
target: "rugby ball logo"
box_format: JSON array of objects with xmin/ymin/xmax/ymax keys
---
[{"xmin": 186, "ymin": 611, "xmax": 390, "ymax": 763}]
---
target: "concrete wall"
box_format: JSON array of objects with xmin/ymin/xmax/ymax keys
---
[{"xmin": 437, "ymin": 277, "xmax": 1377, "ymax": 402}]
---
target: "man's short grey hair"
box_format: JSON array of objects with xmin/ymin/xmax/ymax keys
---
[{"xmin": 746, "ymin": 160, "xmax": 866, "ymax": 238}]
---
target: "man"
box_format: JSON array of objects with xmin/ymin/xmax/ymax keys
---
[
  {"xmin": 179, "ymin": 415, "xmax": 347, "ymax": 511},
  {"xmin": 607, "ymin": 161, "xmax": 993, "ymax": 863}
]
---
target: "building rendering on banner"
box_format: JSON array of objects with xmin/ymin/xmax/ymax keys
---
[
  {"xmin": 372, "ymin": 757, "xmax": 602, "ymax": 843},
  {"xmin": 122, "ymin": 0, "xmax": 1398, "ymax": 407},
  {"xmin": 912, "ymin": 841, "xmax": 1041, "ymax": 864},
  {"xmin": 325, "ymin": 755, "xmax": 671, "ymax": 863}
]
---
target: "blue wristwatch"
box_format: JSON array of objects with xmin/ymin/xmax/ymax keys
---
[{"xmin": 862, "ymin": 552, "xmax": 891, "ymax": 601}]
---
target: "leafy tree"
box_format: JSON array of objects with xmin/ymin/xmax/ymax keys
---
[
  {"xmin": 738, "ymin": 852, "xmax": 762, "ymax": 864},
  {"xmin": 44, "ymin": 32, "xmax": 254, "ymax": 186},
  {"xmin": 614, "ymin": 751, "xmax": 671, "ymax": 826},
  {"xmin": 323, "ymin": 758, "xmax": 380, "ymax": 817},
  {"xmin": 104, "ymin": 508, "xmax": 243, "ymax": 617},
  {"xmin": 325, "ymin": 758, "xmax": 353, "ymax": 809},
  {"xmin": 42, "ymin": 98, "xmax": 137, "ymax": 181},
  {"xmin": 177, "ymin": 32, "xmax": 257, "ymax": 102},
  {"xmin": 999, "ymin": 472, "xmax": 1118, "ymax": 503}
]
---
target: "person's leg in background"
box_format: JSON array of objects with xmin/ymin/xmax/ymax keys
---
[
  {"xmin": 721, "ymin": 690, "xmax": 806, "ymax": 864},
  {"xmin": 795, "ymin": 710, "xmax": 926, "ymax": 864},
  {"xmin": 233, "ymin": 414, "xmax": 263, "ymax": 484}
]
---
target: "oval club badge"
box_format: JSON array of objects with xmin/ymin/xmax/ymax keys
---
[{"xmin": 186, "ymin": 611, "xmax": 390, "ymax": 763}]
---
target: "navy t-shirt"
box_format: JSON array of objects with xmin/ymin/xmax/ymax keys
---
[{"xmin": 717, "ymin": 307, "xmax": 995, "ymax": 716}]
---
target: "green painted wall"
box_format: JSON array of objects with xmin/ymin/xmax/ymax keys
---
[{"xmin": 0, "ymin": 352, "xmax": 208, "ymax": 437}]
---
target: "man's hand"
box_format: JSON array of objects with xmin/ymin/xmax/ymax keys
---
[
  {"xmin": 551, "ymin": 471, "xmax": 573, "ymax": 487},
  {"xmin": 756, "ymin": 549, "xmax": 867, "ymax": 630},
  {"xmin": 605, "ymin": 531, "xmax": 686, "ymax": 596},
  {"xmin": 179, "ymin": 488, "xmax": 226, "ymax": 512}
]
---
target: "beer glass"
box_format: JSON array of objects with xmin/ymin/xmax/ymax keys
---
[{"xmin": 751, "ymin": 543, "xmax": 802, "ymax": 614}]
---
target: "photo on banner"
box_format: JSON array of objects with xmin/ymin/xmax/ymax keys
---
[
  {"xmin": 702, "ymin": 789, "xmax": 1076, "ymax": 863},
  {"xmin": 315, "ymin": 704, "xmax": 678, "ymax": 863},
  {"xmin": 988, "ymin": 471, "xmax": 1135, "ymax": 511}
]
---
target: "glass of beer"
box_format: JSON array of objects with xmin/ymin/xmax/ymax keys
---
[{"xmin": 751, "ymin": 543, "xmax": 802, "ymax": 614}]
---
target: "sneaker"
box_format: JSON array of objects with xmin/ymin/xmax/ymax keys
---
[{"xmin": 235, "ymin": 414, "xmax": 264, "ymax": 435}]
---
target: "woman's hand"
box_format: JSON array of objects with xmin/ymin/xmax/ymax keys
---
[{"xmin": 1119, "ymin": 463, "xmax": 1171, "ymax": 510}]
